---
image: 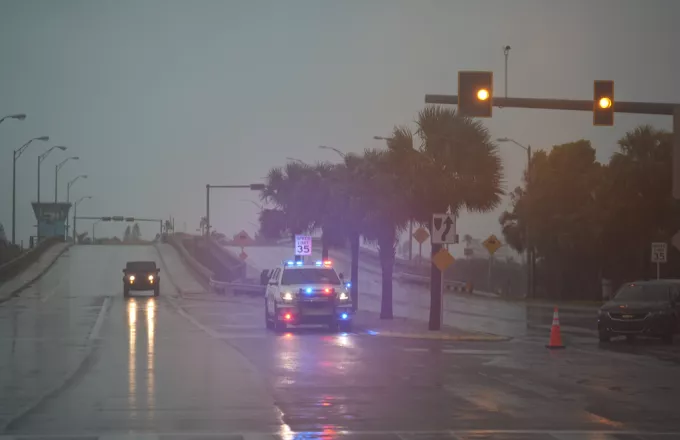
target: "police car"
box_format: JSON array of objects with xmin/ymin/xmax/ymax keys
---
[{"xmin": 263, "ymin": 259, "xmax": 352, "ymax": 332}]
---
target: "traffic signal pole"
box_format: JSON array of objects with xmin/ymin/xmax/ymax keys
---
[{"xmin": 425, "ymin": 92, "xmax": 680, "ymax": 303}]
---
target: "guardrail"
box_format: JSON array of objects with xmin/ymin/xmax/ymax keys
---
[
  {"xmin": 0, "ymin": 236, "xmax": 63, "ymax": 282},
  {"xmin": 166, "ymin": 234, "xmax": 214, "ymax": 284},
  {"xmin": 209, "ymin": 277, "xmax": 265, "ymax": 296}
]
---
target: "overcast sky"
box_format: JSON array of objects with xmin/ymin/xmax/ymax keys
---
[{"xmin": 1, "ymin": 0, "xmax": 679, "ymax": 251}]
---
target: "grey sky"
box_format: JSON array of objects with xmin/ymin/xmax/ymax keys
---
[{"xmin": 2, "ymin": 0, "xmax": 679, "ymax": 250}]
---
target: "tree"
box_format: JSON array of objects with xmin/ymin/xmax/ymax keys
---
[
  {"xmin": 199, "ymin": 216, "xmax": 207, "ymax": 235},
  {"xmin": 387, "ymin": 106, "xmax": 504, "ymax": 328},
  {"xmin": 132, "ymin": 223, "xmax": 141, "ymax": 240},
  {"xmin": 123, "ymin": 225, "xmax": 131, "ymax": 242},
  {"xmin": 354, "ymin": 149, "xmax": 411, "ymax": 319},
  {"xmin": 500, "ymin": 140, "xmax": 605, "ymax": 299}
]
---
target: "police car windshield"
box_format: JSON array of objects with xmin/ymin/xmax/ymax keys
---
[
  {"xmin": 281, "ymin": 268, "xmax": 341, "ymax": 285},
  {"xmin": 614, "ymin": 284, "xmax": 671, "ymax": 302}
]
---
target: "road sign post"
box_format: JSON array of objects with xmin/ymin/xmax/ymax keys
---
[
  {"xmin": 413, "ymin": 227, "xmax": 429, "ymax": 266},
  {"xmin": 651, "ymin": 242, "xmax": 667, "ymax": 280},
  {"xmin": 482, "ymin": 234, "xmax": 502, "ymax": 292},
  {"xmin": 429, "ymin": 214, "xmax": 458, "ymax": 331},
  {"xmin": 295, "ymin": 235, "xmax": 312, "ymax": 257}
]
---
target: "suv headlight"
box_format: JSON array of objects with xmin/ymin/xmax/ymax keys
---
[
  {"xmin": 129, "ymin": 275, "xmax": 135, "ymax": 281},
  {"xmin": 338, "ymin": 291, "xmax": 349, "ymax": 301},
  {"xmin": 281, "ymin": 292, "xmax": 294, "ymax": 301}
]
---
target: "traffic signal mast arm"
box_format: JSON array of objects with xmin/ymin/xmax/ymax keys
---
[{"xmin": 425, "ymin": 94, "xmax": 677, "ymax": 116}]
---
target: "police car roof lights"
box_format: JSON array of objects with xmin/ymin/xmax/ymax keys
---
[
  {"xmin": 286, "ymin": 260, "xmax": 295, "ymax": 266},
  {"xmin": 296, "ymin": 261, "xmax": 303, "ymax": 266},
  {"xmin": 315, "ymin": 261, "xmax": 322, "ymax": 266}
]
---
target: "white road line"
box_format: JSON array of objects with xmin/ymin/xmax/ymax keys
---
[
  {"xmin": 88, "ymin": 297, "xmax": 111, "ymax": 341},
  {"xmin": 39, "ymin": 276, "xmax": 64, "ymax": 303}
]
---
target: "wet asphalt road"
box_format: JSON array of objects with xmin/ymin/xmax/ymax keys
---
[{"xmin": 1, "ymin": 245, "xmax": 680, "ymax": 440}]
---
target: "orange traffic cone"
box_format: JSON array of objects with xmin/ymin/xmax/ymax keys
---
[{"xmin": 546, "ymin": 307, "xmax": 565, "ymax": 349}]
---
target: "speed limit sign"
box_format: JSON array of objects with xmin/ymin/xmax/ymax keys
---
[
  {"xmin": 651, "ymin": 242, "xmax": 667, "ymax": 263},
  {"xmin": 295, "ymin": 235, "xmax": 312, "ymax": 256}
]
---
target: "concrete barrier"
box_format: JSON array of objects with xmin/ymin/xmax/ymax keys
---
[
  {"xmin": 166, "ymin": 234, "xmax": 213, "ymax": 285},
  {"xmin": 0, "ymin": 237, "xmax": 63, "ymax": 282}
]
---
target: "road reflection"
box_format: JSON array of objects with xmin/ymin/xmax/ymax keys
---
[{"xmin": 127, "ymin": 297, "xmax": 156, "ymax": 420}]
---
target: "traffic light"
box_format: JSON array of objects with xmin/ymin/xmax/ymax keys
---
[
  {"xmin": 112, "ymin": 216, "xmax": 124, "ymax": 221},
  {"xmin": 593, "ymin": 80, "xmax": 614, "ymax": 126},
  {"xmin": 101, "ymin": 217, "xmax": 112, "ymax": 221},
  {"xmin": 458, "ymin": 71, "xmax": 493, "ymax": 118},
  {"xmin": 125, "ymin": 217, "xmax": 135, "ymax": 222}
]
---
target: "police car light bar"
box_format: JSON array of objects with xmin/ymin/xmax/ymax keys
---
[
  {"xmin": 296, "ymin": 261, "xmax": 303, "ymax": 266},
  {"xmin": 286, "ymin": 261, "xmax": 295, "ymax": 266},
  {"xmin": 315, "ymin": 261, "xmax": 322, "ymax": 266}
]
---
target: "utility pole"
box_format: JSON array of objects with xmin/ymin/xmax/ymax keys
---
[{"xmin": 503, "ymin": 45, "xmax": 511, "ymax": 99}]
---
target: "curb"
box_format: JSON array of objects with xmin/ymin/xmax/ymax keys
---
[
  {"xmin": 0, "ymin": 244, "xmax": 72, "ymax": 304},
  {"xmin": 153, "ymin": 243, "xmax": 196, "ymax": 297},
  {"xmin": 363, "ymin": 330, "xmax": 512, "ymax": 342}
]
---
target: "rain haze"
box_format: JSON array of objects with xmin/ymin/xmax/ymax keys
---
[{"xmin": 1, "ymin": 0, "xmax": 679, "ymax": 250}]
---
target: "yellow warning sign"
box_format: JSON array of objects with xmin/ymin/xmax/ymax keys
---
[
  {"xmin": 432, "ymin": 248, "xmax": 455, "ymax": 272},
  {"xmin": 483, "ymin": 234, "xmax": 502, "ymax": 255},
  {"xmin": 412, "ymin": 227, "xmax": 430, "ymax": 244}
]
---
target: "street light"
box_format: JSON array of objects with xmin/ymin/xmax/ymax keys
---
[
  {"xmin": 55, "ymin": 156, "xmax": 79, "ymax": 202},
  {"xmin": 66, "ymin": 174, "xmax": 88, "ymax": 238},
  {"xmin": 11, "ymin": 136, "xmax": 49, "ymax": 244},
  {"xmin": 0, "ymin": 113, "xmax": 26, "ymax": 124},
  {"xmin": 73, "ymin": 195, "xmax": 92, "ymax": 243},
  {"xmin": 496, "ymin": 137, "xmax": 534, "ymax": 299},
  {"xmin": 318, "ymin": 145, "xmax": 346, "ymax": 159},
  {"xmin": 240, "ymin": 199, "xmax": 264, "ymax": 211},
  {"xmin": 37, "ymin": 146, "xmax": 67, "ymax": 204},
  {"xmin": 36, "ymin": 146, "xmax": 67, "ymax": 240}
]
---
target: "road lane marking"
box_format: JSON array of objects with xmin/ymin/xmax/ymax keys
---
[
  {"xmin": 2, "ymin": 429, "xmax": 680, "ymax": 438},
  {"xmin": 88, "ymin": 297, "xmax": 111, "ymax": 341},
  {"xmin": 39, "ymin": 275, "xmax": 65, "ymax": 303}
]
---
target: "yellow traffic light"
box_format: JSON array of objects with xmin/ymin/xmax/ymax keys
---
[
  {"xmin": 593, "ymin": 80, "xmax": 614, "ymax": 126},
  {"xmin": 458, "ymin": 71, "xmax": 493, "ymax": 118}
]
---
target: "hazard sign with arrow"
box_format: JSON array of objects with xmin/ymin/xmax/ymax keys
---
[{"xmin": 431, "ymin": 214, "xmax": 458, "ymax": 244}]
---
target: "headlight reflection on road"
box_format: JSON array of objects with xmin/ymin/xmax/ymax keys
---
[
  {"xmin": 128, "ymin": 299, "xmax": 137, "ymax": 416},
  {"xmin": 146, "ymin": 298, "xmax": 156, "ymax": 417}
]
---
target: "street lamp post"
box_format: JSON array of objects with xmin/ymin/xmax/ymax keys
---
[
  {"xmin": 497, "ymin": 137, "xmax": 533, "ymax": 298},
  {"xmin": 66, "ymin": 175, "xmax": 88, "ymax": 238},
  {"xmin": 55, "ymin": 156, "xmax": 79, "ymax": 202},
  {"xmin": 36, "ymin": 146, "xmax": 67, "ymax": 239},
  {"xmin": 0, "ymin": 113, "xmax": 26, "ymax": 125},
  {"xmin": 11, "ymin": 136, "xmax": 49, "ymax": 245},
  {"xmin": 318, "ymin": 145, "xmax": 346, "ymax": 159},
  {"xmin": 73, "ymin": 196, "xmax": 92, "ymax": 243}
]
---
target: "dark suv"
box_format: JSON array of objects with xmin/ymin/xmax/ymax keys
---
[
  {"xmin": 123, "ymin": 261, "xmax": 160, "ymax": 297},
  {"xmin": 598, "ymin": 280, "xmax": 680, "ymax": 343}
]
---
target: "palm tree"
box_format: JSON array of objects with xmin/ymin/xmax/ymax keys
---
[
  {"xmin": 356, "ymin": 149, "xmax": 411, "ymax": 319},
  {"xmin": 387, "ymin": 106, "xmax": 504, "ymax": 329}
]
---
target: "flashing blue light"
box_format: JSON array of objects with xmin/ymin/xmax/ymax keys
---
[
  {"xmin": 305, "ymin": 287, "xmax": 313, "ymax": 294},
  {"xmin": 296, "ymin": 261, "xmax": 303, "ymax": 266},
  {"xmin": 341, "ymin": 313, "xmax": 348, "ymax": 320},
  {"xmin": 315, "ymin": 261, "xmax": 322, "ymax": 266},
  {"xmin": 367, "ymin": 330, "xmax": 379, "ymax": 335},
  {"xmin": 346, "ymin": 282, "xmax": 351, "ymax": 288},
  {"xmin": 286, "ymin": 261, "xmax": 294, "ymax": 266}
]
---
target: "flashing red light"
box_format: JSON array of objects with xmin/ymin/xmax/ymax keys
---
[
  {"xmin": 324, "ymin": 288, "xmax": 331, "ymax": 294},
  {"xmin": 284, "ymin": 313, "xmax": 292, "ymax": 321},
  {"xmin": 323, "ymin": 260, "xmax": 332, "ymax": 266}
]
